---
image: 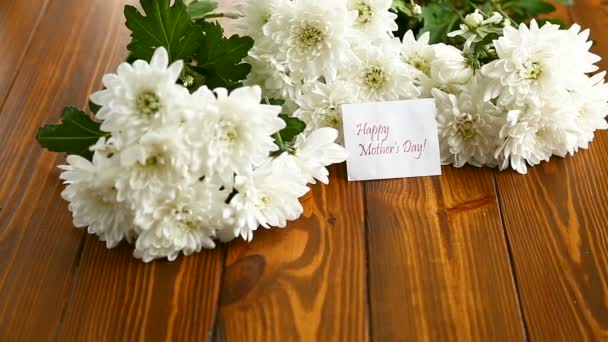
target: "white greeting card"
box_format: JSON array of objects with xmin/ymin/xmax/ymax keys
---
[{"xmin": 342, "ymin": 99, "xmax": 442, "ymax": 181}]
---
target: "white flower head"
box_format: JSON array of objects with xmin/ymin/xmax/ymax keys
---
[
  {"xmin": 294, "ymin": 80, "xmax": 353, "ymax": 141},
  {"xmin": 90, "ymin": 47, "xmax": 189, "ymax": 143},
  {"xmin": 430, "ymin": 44, "xmax": 475, "ymax": 91},
  {"xmin": 401, "ymin": 31, "xmax": 441, "ymax": 96},
  {"xmin": 432, "ymin": 88, "xmax": 502, "ymax": 168},
  {"xmin": 114, "ymin": 125, "xmax": 190, "ymax": 205},
  {"xmin": 187, "ymin": 86, "xmax": 285, "ymax": 184},
  {"xmin": 133, "ymin": 179, "xmax": 228, "ymax": 262},
  {"xmin": 492, "ymin": 96, "xmax": 579, "ymax": 174},
  {"xmin": 60, "ymin": 154, "xmax": 134, "ymax": 248},
  {"xmin": 570, "ymin": 72, "xmax": 608, "ymax": 150},
  {"xmin": 481, "ymin": 21, "xmax": 601, "ymax": 106},
  {"xmin": 346, "ymin": 39, "xmax": 421, "ymax": 102},
  {"xmin": 347, "ymin": 0, "xmax": 397, "ymax": 38},
  {"xmin": 263, "ymin": 0, "xmax": 357, "ymax": 82},
  {"xmin": 290, "ymin": 127, "xmax": 349, "ymax": 184},
  {"xmin": 244, "ymin": 43, "xmax": 303, "ymax": 102},
  {"xmin": 228, "ymin": 156, "xmax": 310, "ymax": 241},
  {"xmin": 233, "ymin": 0, "xmax": 287, "ymax": 39}
]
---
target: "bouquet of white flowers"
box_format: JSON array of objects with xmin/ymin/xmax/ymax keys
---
[
  {"xmin": 37, "ymin": 0, "xmax": 347, "ymax": 262},
  {"xmin": 237, "ymin": 0, "xmax": 608, "ymax": 174},
  {"xmin": 36, "ymin": 0, "xmax": 608, "ymax": 261}
]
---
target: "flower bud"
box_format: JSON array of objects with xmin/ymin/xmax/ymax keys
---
[
  {"xmin": 412, "ymin": 4, "xmax": 422, "ymax": 16},
  {"xmin": 464, "ymin": 10, "xmax": 484, "ymax": 29}
]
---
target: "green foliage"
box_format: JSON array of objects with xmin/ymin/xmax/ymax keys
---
[
  {"xmin": 420, "ymin": 2, "xmax": 460, "ymax": 44},
  {"xmin": 36, "ymin": 107, "xmax": 109, "ymax": 160},
  {"xmin": 393, "ymin": 0, "xmax": 574, "ymax": 44},
  {"xmin": 191, "ymin": 22, "xmax": 254, "ymax": 89},
  {"xmin": 277, "ymin": 115, "xmax": 306, "ymax": 143},
  {"xmin": 36, "ymin": 0, "xmax": 289, "ymax": 157},
  {"xmin": 187, "ymin": 0, "xmax": 218, "ymax": 19},
  {"xmin": 273, "ymin": 115, "xmax": 306, "ymax": 155},
  {"xmin": 124, "ymin": 0, "xmax": 204, "ymax": 63},
  {"xmin": 124, "ymin": 0, "xmax": 253, "ymax": 90}
]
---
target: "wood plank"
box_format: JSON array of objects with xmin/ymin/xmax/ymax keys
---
[
  {"xmin": 56, "ymin": 240, "xmax": 223, "ymax": 341},
  {"xmin": 51, "ymin": 1, "xmax": 224, "ymax": 340},
  {"xmin": 366, "ymin": 168, "xmax": 525, "ymax": 341},
  {"xmin": 0, "ymin": 0, "xmax": 49, "ymax": 105},
  {"xmin": 494, "ymin": 1, "xmax": 608, "ymax": 340},
  {"xmin": 216, "ymin": 165, "xmax": 368, "ymax": 341},
  {"xmin": 570, "ymin": 0, "xmax": 608, "ymax": 71},
  {"xmin": 0, "ymin": 0, "xmax": 136, "ymax": 340}
]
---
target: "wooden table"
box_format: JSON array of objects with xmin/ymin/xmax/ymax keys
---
[{"xmin": 1, "ymin": 0, "xmax": 607, "ymax": 340}]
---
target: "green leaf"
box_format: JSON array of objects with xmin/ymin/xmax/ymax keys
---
[
  {"xmin": 503, "ymin": 0, "xmax": 556, "ymax": 22},
  {"xmin": 277, "ymin": 115, "xmax": 306, "ymax": 143},
  {"xmin": 36, "ymin": 107, "xmax": 109, "ymax": 160},
  {"xmin": 124, "ymin": 0, "xmax": 204, "ymax": 62},
  {"xmin": 192, "ymin": 22, "xmax": 254, "ymax": 89},
  {"xmin": 88, "ymin": 99, "xmax": 101, "ymax": 115},
  {"xmin": 420, "ymin": 2, "xmax": 459, "ymax": 44},
  {"xmin": 187, "ymin": 0, "xmax": 218, "ymax": 19}
]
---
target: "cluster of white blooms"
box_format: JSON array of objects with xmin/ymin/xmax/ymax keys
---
[
  {"xmin": 60, "ymin": 47, "xmax": 347, "ymax": 262},
  {"xmin": 232, "ymin": 0, "xmax": 490, "ymax": 143},
  {"xmin": 234, "ymin": 0, "xmax": 441, "ymax": 142},
  {"xmin": 236, "ymin": 0, "xmax": 608, "ymax": 174},
  {"xmin": 433, "ymin": 17, "xmax": 608, "ymax": 173}
]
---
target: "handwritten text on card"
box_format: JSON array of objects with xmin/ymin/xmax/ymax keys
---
[{"xmin": 342, "ymin": 99, "xmax": 442, "ymax": 181}]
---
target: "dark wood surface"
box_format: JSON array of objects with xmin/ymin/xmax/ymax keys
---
[{"xmin": 0, "ymin": 0, "xmax": 607, "ymax": 341}]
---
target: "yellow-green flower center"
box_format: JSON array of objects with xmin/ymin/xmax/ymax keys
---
[
  {"xmin": 524, "ymin": 61, "xmax": 542, "ymax": 80},
  {"xmin": 456, "ymin": 114, "xmax": 477, "ymax": 140},
  {"xmin": 355, "ymin": 2, "xmax": 373, "ymax": 24},
  {"xmin": 409, "ymin": 54, "xmax": 431, "ymax": 75},
  {"xmin": 260, "ymin": 194, "xmax": 271, "ymax": 207},
  {"xmin": 363, "ymin": 66, "xmax": 386, "ymax": 90},
  {"xmin": 218, "ymin": 120, "xmax": 239, "ymax": 143},
  {"xmin": 136, "ymin": 90, "xmax": 161, "ymax": 115},
  {"xmin": 297, "ymin": 24, "xmax": 325, "ymax": 49}
]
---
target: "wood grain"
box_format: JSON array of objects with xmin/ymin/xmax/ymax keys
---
[
  {"xmin": 56, "ymin": 239, "xmax": 223, "ymax": 341},
  {"xmin": 44, "ymin": 1, "xmax": 223, "ymax": 340},
  {"xmin": 0, "ymin": 0, "xmax": 50, "ymax": 106},
  {"xmin": 1, "ymin": 0, "xmax": 607, "ymax": 340},
  {"xmin": 366, "ymin": 167, "xmax": 525, "ymax": 341},
  {"xmin": 216, "ymin": 165, "xmax": 368, "ymax": 341},
  {"xmin": 494, "ymin": 2, "xmax": 608, "ymax": 340},
  {"xmin": 0, "ymin": 0, "xmax": 140, "ymax": 339}
]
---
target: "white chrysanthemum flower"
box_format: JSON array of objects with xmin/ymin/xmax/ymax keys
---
[
  {"xmin": 346, "ymin": 39, "xmax": 420, "ymax": 102},
  {"xmin": 294, "ymin": 80, "xmax": 353, "ymax": 141},
  {"xmin": 401, "ymin": 31, "xmax": 434, "ymax": 75},
  {"xmin": 233, "ymin": 0, "xmax": 287, "ymax": 39},
  {"xmin": 133, "ymin": 179, "xmax": 228, "ymax": 262},
  {"xmin": 570, "ymin": 72, "xmax": 608, "ymax": 150},
  {"xmin": 430, "ymin": 44, "xmax": 475, "ymax": 91},
  {"xmin": 244, "ymin": 44, "xmax": 302, "ymax": 102},
  {"xmin": 228, "ymin": 156, "xmax": 310, "ymax": 241},
  {"xmin": 401, "ymin": 31, "xmax": 439, "ymax": 96},
  {"xmin": 187, "ymin": 86, "xmax": 285, "ymax": 184},
  {"xmin": 432, "ymin": 88, "xmax": 502, "ymax": 168},
  {"xmin": 289, "ymin": 127, "xmax": 349, "ymax": 184},
  {"xmin": 495, "ymin": 98, "xmax": 579, "ymax": 174},
  {"xmin": 263, "ymin": 0, "xmax": 357, "ymax": 82},
  {"xmin": 114, "ymin": 126, "xmax": 190, "ymax": 205},
  {"xmin": 347, "ymin": 0, "xmax": 397, "ymax": 38},
  {"xmin": 482, "ymin": 21, "xmax": 601, "ymax": 106},
  {"xmin": 90, "ymin": 47, "xmax": 189, "ymax": 143},
  {"xmin": 60, "ymin": 154, "xmax": 134, "ymax": 248}
]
